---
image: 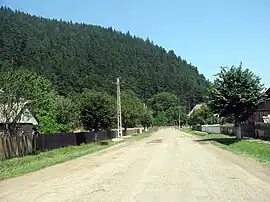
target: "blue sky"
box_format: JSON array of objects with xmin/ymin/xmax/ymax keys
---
[{"xmin": 2, "ymin": 0, "xmax": 269, "ymax": 86}]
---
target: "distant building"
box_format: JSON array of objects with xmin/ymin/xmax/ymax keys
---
[{"xmin": 187, "ymin": 103, "xmax": 204, "ymax": 117}]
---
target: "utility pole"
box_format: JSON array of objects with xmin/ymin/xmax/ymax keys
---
[
  {"xmin": 178, "ymin": 108, "xmax": 181, "ymax": 130},
  {"xmin": 116, "ymin": 78, "xmax": 122, "ymax": 138}
]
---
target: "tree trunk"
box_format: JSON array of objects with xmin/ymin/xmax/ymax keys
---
[
  {"xmin": 94, "ymin": 129, "xmax": 98, "ymax": 143},
  {"xmin": 234, "ymin": 114, "xmax": 242, "ymax": 140},
  {"xmin": 235, "ymin": 123, "xmax": 242, "ymax": 140}
]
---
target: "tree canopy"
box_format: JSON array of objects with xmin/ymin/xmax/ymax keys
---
[
  {"xmin": 121, "ymin": 90, "xmax": 143, "ymax": 130},
  {"xmin": 79, "ymin": 90, "xmax": 115, "ymax": 131},
  {"xmin": 148, "ymin": 92, "xmax": 184, "ymax": 126},
  {"xmin": 140, "ymin": 107, "xmax": 153, "ymax": 129},
  {"xmin": 0, "ymin": 7, "xmax": 209, "ymax": 108},
  {"xmin": 209, "ymin": 63, "xmax": 264, "ymax": 125}
]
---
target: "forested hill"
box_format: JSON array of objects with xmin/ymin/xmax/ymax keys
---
[{"xmin": 0, "ymin": 7, "xmax": 209, "ymax": 104}]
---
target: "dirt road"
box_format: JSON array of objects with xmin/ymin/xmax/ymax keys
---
[{"xmin": 1, "ymin": 128, "xmax": 270, "ymax": 201}]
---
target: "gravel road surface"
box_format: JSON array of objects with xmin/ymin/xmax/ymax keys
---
[{"xmin": 1, "ymin": 128, "xmax": 270, "ymax": 201}]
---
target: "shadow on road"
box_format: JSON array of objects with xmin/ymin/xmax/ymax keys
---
[{"xmin": 194, "ymin": 138, "xmax": 239, "ymax": 146}]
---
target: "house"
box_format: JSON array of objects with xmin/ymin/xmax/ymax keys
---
[
  {"xmin": 0, "ymin": 101, "xmax": 38, "ymax": 135},
  {"xmin": 250, "ymin": 88, "xmax": 270, "ymax": 123},
  {"xmin": 242, "ymin": 88, "xmax": 270, "ymax": 139},
  {"xmin": 187, "ymin": 103, "xmax": 204, "ymax": 117}
]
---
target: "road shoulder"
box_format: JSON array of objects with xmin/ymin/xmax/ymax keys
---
[
  {"xmin": 0, "ymin": 130, "xmax": 155, "ymax": 182},
  {"xmin": 181, "ymin": 131, "xmax": 270, "ymax": 184}
]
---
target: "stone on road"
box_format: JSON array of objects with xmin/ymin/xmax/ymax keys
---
[{"xmin": 1, "ymin": 128, "xmax": 270, "ymax": 201}]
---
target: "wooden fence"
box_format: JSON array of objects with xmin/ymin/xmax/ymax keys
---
[
  {"xmin": 254, "ymin": 122, "xmax": 270, "ymax": 139},
  {"xmin": 0, "ymin": 128, "xmax": 141, "ymax": 159},
  {"xmin": 192, "ymin": 123, "xmax": 270, "ymax": 140},
  {"xmin": 0, "ymin": 134, "xmax": 39, "ymax": 158}
]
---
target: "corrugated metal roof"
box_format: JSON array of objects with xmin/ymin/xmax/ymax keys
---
[
  {"xmin": 187, "ymin": 104, "xmax": 204, "ymax": 117},
  {"xmin": 0, "ymin": 102, "xmax": 38, "ymax": 125}
]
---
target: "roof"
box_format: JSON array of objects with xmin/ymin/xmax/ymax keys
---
[
  {"xmin": 0, "ymin": 102, "xmax": 38, "ymax": 125},
  {"xmin": 265, "ymin": 88, "xmax": 270, "ymax": 97},
  {"xmin": 187, "ymin": 103, "xmax": 204, "ymax": 117}
]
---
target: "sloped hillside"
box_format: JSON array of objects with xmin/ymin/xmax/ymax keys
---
[{"xmin": 0, "ymin": 7, "xmax": 209, "ymax": 106}]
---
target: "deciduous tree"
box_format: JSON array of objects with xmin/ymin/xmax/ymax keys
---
[
  {"xmin": 140, "ymin": 107, "xmax": 153, "ymax": 130},
  {"xmin": 79, "ymin": 90, "xmax": 115, "ymax": 134},
  {"xmin": 209, "ymin": 63, "xmax": 264, "ymax": 139},
  {"xmin": 148, "ymin": 92, "xmax": 184, "ymax": 126},
  {"xmin": 121, "ymin": 90, "xmax": 143, "ymax": 132}
]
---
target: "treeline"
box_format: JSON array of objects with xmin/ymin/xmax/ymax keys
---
[
  {"xmin": 0, "ymin": 68, "xmax": 187, "ymax": 134},
  {"xmin": 0, "ymin": 7, "xmax": 209, "ymax": 108}
]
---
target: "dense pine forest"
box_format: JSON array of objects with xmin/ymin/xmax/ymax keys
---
[{"xmin": 0, "ymin": 7, "xmax": 209, "ymax": 106}]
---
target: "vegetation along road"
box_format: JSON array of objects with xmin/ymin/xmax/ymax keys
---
[{"xmin": 1, "ymin": 128, "xmax": 270, "ymax": 201}]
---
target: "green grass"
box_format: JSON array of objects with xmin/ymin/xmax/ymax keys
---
[
  {"xmin": 0, "ymin": 130, "xmax": 155, "ymax": 181},
  {"xmin": 183, "ymin": 128, "xmax": 270, "ymax": 164},
  {"xmin": 0, "ymin": 140, "xmax": 117, "ymax": 181}
]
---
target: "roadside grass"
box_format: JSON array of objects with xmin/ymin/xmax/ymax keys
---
[
  {"xmin": 0, "ymin": 129, "xmax": 155, "ymax": 181},
  {"xmin": 0, "ymin": 140, "xmax": 117, "ymax": 181},
  {"xmin": 183, "ymin": 128, "xmax": 270, "ymax": 164}
]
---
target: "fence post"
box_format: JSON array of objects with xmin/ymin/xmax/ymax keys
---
[{"xmin": 0, "ymin": 136, "xmax": 4, "ymax": 158}]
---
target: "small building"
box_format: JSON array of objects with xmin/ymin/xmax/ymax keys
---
[
  {"xmin": 250, "ymin": 88, "xmax": 270, "ymax": 123},
  {"xmin": 242, "ymin": 88, "xmax": 270, "ymax": 139},
  {"xmin": 0, "ymin": 102, "xmax": 38, "ymax": 135}
]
